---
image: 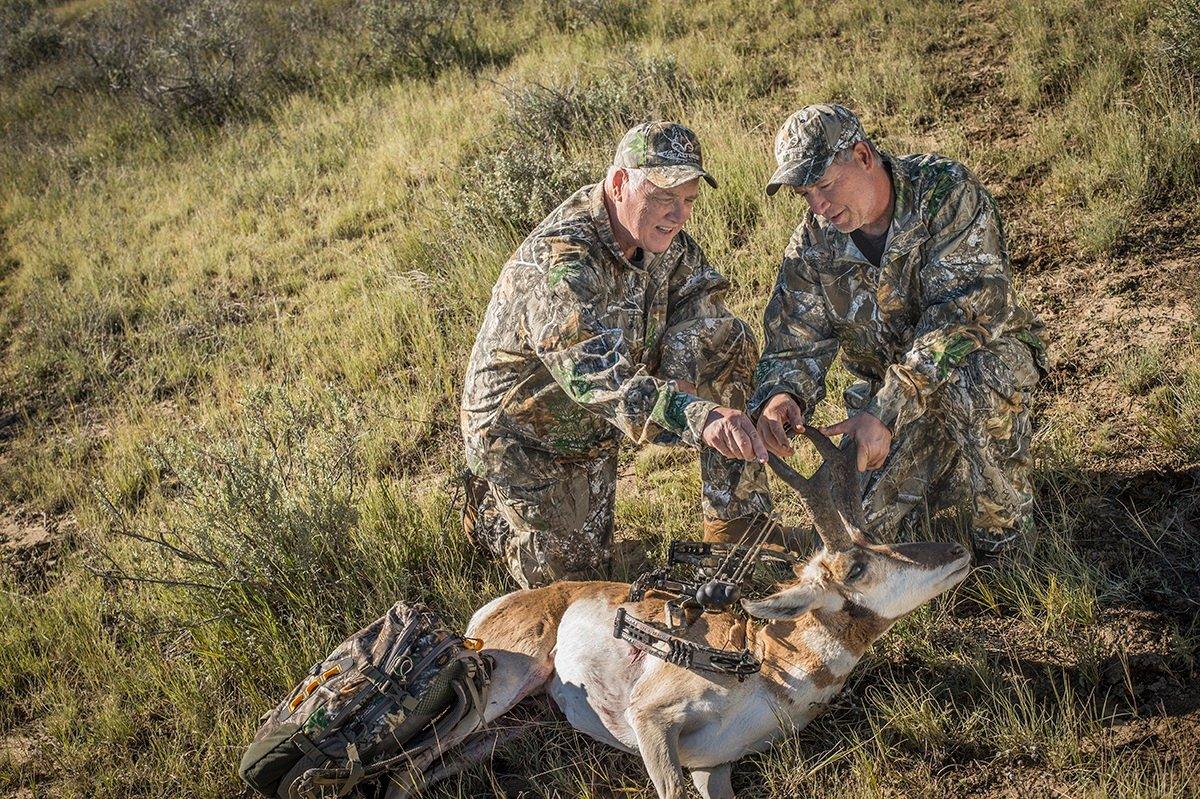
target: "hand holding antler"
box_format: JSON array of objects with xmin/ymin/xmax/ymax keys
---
[
  {"xmin": 703, "ymin": 407, "xmax": 768, "ymax": 463},
  {"xmin": 821, "ymin": 413, "xmax": 892, "ymax": 471},
  {"xmin": 756, "ymin": 393, "xmax": 806, "ymax": 457}
]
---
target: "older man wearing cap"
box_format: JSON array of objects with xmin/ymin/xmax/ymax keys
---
[
  {"xmin": 751, "ymin": 104, "xmax": 1046, "ymax": 561},
  {"xmin": 460, "ymin": 121, "xmax": 773, "ymax": 589}
]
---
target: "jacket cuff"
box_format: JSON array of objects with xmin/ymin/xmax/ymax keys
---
[
  {"xmin": 748, "ymin": 382, "xmax": 806, "ymax": 420},
  {"xmin": 651, "ymin": 386, "xmax": 718, "ymax": 450},
  {"xmin": 863, "ymin": 367, "xmax": 921, "ymax": 432},
  {"xmin": 681, "ymin": 397, "xmax": 720, "ymax": 449}
]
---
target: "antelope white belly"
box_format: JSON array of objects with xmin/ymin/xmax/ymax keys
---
[{"xmin": 549, "ymin": 596, "xmax": 645, "ymax": 752}]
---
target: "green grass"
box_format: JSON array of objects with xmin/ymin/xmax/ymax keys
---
[{"xmin": 1, "ymin": 0, "xmax": 1198, "ymax": 797}]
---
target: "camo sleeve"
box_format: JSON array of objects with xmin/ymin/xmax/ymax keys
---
[
  {"xmin": 657, "ymin": 235, "xmax": 748, "ymax": 384},
  {"xmin": 529, "ymin": 237, "xmax": 719, "ymax": 449},
  {"xmin": 864, "ymin": 179, "xmax": 1015, "ymax": 432},
  {"xmin": 748, "ymin": 223, "xmax": 839, "ymax": 419}
]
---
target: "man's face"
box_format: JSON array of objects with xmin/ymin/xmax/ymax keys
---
[
  {"xmin": 615, "ymin": 174, "xmax": 700, "ymax": 254},
  {"xmin": 790, "ymin": 144, "xmax": 887, "ymax": 234}
]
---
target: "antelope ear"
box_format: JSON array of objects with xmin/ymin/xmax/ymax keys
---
[{"xmin": 741, "ymin": 581, "xmax": 834, "ymax": 620}]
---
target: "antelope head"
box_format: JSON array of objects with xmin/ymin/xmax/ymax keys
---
[{"xmin": 742, "ymin": 428, "xmax": 971, "ymax": 623}]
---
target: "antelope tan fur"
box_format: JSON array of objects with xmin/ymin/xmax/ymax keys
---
[{"xmin": 462, "ymin": 430, "xmax": 971, "ymax": 799}]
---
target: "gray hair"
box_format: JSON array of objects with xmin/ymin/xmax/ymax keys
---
[
  {"xmin": 606, "ymin": 164, "xmax": 649, "ymax": 191},
  {"xmin": 833, "ymin": 139, "xmax": 879, "ymax": 165}
]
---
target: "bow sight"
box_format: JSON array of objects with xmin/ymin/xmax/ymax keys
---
[{"xmin": 613, "ymin": 516, "xmax": 798, "ymax": 680}]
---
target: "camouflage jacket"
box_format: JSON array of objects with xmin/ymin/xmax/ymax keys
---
[
  {"xmin": 461, "ymin": 183, "xmax": 738, "ymax": 483},
  {"xmin": 750, "ymin": 152, "xmax": 1045, "ymax": 432}
]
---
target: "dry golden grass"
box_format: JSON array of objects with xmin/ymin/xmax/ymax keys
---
[{"xmin": 1, "ymin": 0, "xmax": 1197, "ymax": 797}]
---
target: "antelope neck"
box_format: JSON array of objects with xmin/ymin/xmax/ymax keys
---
[{"xmin": 754, "ymin": 603, "xmax": 892, "ymax": 694}]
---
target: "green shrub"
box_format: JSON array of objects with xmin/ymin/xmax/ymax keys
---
[
  {"xmin": 459, "ymin": 54, "xmax": 696, "ymax": 233},
  {"xmin": 98, "ymin": 388, "xmax": 368, "ymax": 634},
  {"xmin": 0, "ymin": 0, "xmax": 62, "ymax": 76},
  {"xmin": 358, "ymin": 0, "xmax": 473, "ymax": 77},
  {"xmin": 69, "ymin": 0, "xmax": 483, "ymax": 124},
  {"xmin": 72, "ymin": 0, "xmax": 272, "ymax": 124},
  {"xmin": 73, "ymin": 0, "xmax": 348, "ymax": 124},
  {"xmin": 1153, "ymin": 0, "xmax": 1200, "ymax": 80},
  {"xmin": 459, "ymin": 141, "xmax": 595, "ymax": 237},
  {"xmin": 540, "ymin": 0, "xmax": 641, "ymax": 35},
  {"xmin": 136, "ymin": 0, "xmax": 274, "ymax": 124},
  {"xmin": 76, "ymin": 2, "xmax": 151, "ymax": 93}
]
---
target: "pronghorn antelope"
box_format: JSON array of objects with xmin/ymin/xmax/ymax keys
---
[{"xmin": 458, "ymin": 430, "xmax": 970, "ymax": 799}]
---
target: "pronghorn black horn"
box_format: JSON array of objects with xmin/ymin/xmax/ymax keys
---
[
  {"xmin": 800, "ymin": 426, "xmax": 842, "ymax": 463},
  {"xmin": 766, "ymin": 428, "xmax": 869, "ymax": 550}
]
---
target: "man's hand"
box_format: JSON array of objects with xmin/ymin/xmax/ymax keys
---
[
  {"xmin": 821, "ymin": 413, "xmax": 892, "ymax": 472},
  {"xmin": 756, "ymin": 393, "xmax": 806, "ymax": 457},
  {"xmin": 702, "ymin": 407, "xmax": 768, "ymax": 463}
]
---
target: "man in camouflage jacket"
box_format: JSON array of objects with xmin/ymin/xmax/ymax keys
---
[
  {"xmin": 751, "ymin": 104, "xmax": 1045, "ymax": 559},
  {"xmin": 461, "ymin": 122, "xmax": 773, "ymax": 589}
]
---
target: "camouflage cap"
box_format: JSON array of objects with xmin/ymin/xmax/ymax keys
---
[
  {"xmin": 614, "ymin": 122, "xmax": 718, "ymax": 189},
  {"xmin": 765, "ymin": 104, "xmax": 867, "ymax": 196}
]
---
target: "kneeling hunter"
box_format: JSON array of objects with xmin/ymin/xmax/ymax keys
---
[{"xmin": 460, "ymin": 122, "xmax": 774, "ymax": 589}]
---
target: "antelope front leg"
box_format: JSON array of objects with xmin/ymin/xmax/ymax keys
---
[
  {"xmin": 691, "ymin": 763, "xmax": 734, "ymax": 799},
  {"xmin": 629, "ymin": 710, "xmax": 687, "ymax": 799}
]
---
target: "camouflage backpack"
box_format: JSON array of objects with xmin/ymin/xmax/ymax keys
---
[{"xmin": 239, "ymin": 602, "xmax": 491, "ymax": 799}]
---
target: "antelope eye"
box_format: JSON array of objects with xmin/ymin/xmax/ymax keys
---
[{"xmin": 846, "ymin": 562, "xmax": 867, "ymax": 581}]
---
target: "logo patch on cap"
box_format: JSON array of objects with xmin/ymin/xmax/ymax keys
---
[{"xmin": 614, "ymin": 121, "xmax": 717, "ymax": 189}]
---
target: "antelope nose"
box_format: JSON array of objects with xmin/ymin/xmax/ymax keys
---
[{"xmin": 949, "ymin": 544, "xmax": 966, "ymax": 558}]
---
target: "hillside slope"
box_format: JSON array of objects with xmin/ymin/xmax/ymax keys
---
[{"xmin": 1, "ymin": 0, "xmax": 1197, "ymax": 797}]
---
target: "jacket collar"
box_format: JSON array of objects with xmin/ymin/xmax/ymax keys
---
[{"xmin": 880, "ymin": 152, "xmax": 929, "ymax": 258}]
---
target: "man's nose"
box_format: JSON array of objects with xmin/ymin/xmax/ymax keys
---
[
  {"xmin": 668, "ymin": 200, "xmax": 688, "ymax": 224},
  {"xmin": 808, "ymin": 191, "xmax": 829, "ymax": 217}
]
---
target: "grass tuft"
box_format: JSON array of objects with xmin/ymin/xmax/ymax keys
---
[{"xmin": 459, "ymin": 53, "xmax": 697, "ymax": 235}]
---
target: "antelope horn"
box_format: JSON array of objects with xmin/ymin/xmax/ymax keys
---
[
  {"xmin": 766, "ymin": 427, "xmax": 870, "ymax": 550},
  {"xmin": 803, "ymin": 427, "xmax": 871, "ymax": 542}
]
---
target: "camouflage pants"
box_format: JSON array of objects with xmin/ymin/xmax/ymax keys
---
[
  {"xmin": 466, "ymin": 452, "xmax": 617, "ymax": 589},
  {"xmin": 467, "ymin": 444, "xmax": 771, "ymax": 589},
  {"xmin": 465, "ymin": 318, "xmax": 772, "ymax": 588},
  {"xmin": 858, "ymin": 338, "xmax": 1040, "ymax": 553}
]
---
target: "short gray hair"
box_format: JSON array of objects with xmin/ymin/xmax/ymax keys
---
[
  {"xmin": 833, "ymin": 139, "xmax": 878, "ymax": 165},
  {"xmin": 606, "ymin": 164, "xmax": 648, "ymax": 191}
]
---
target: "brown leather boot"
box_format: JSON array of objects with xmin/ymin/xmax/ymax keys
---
[
  {"xmin": 702, "ymin": 515, "xmax": 756, "ymax": 544},
  {"xmin": 460, "ymin": 471, "xmax": 497, "ymax": 552}
]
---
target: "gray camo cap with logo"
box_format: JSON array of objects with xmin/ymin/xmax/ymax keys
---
[
  {"xmin": 765, "ymin": 104, "xmax": 867, "ymax": 196},
  {"xmin": 614, "ymin": 121, "xmax": 718, "ymax": 189}
]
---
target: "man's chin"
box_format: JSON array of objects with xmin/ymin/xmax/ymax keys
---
[{"xmin": 643, "ymin": 232, "xmax": 679, "ymax": 254}]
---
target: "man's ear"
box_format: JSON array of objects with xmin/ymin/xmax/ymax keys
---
[
  {"xmin": 740, "ymin": 580, "xmax": 836, "ymax": 620},
  {"xmin": 610, "ymin": 167, "xmax": 627, "ymax": 200},
  {"xmin": 853, "ymin": 141, "xmax": 874, "ymax": 170}
]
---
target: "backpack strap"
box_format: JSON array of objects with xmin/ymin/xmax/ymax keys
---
[
  {"xmin": 360, "ymin": 663, "xmax": 421, "ymax": 713},
  {"xmin": 290, "ymin": 741, "xmax": 366, "ymax": 799},
  {"xmin": 281, "ymin": 733, "xmax": 336, "ymax": 799},
  {"xmin": 337, "ymin": 742, "xmax": 366, "ymax": 796}
]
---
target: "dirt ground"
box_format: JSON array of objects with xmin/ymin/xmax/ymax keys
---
[{"xmin": 0, "ymin": 512, "xmax": 63, "ymax": 592}]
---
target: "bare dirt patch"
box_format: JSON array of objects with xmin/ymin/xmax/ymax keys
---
[
  {"xmin": 0, "ymin": 722, "xmax": 54, "ymax": 798},
  {"xmin": 1, "ymin": 512, "xmax": 65, "ymax": 592}
]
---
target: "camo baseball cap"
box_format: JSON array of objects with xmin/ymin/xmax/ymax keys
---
[
  {"xmin": 614, "ymin": 122, "xmax": 717, "ymax": 189},
  {"xmin": 765, "ymin": 104, "xmax": 867, "ymax": 196}
]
